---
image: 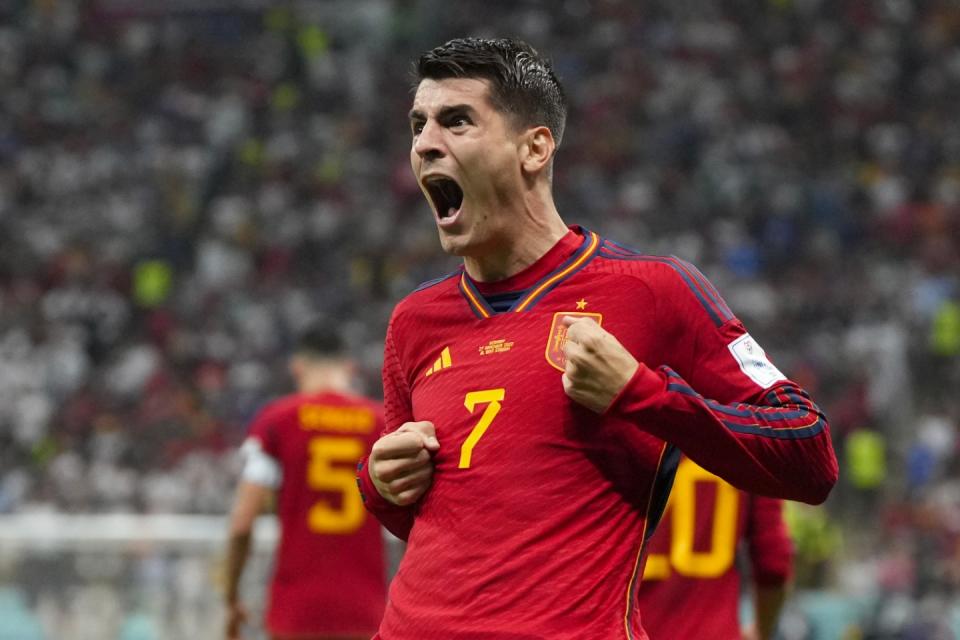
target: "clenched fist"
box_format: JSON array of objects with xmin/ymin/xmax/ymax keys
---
[
  {"xmin": 560, "ymin": 316, "xmax": 640, "ymax": 413},
  {"xmin": 369, "ymin": 421, "xmax": 439, "ymax": 506}
]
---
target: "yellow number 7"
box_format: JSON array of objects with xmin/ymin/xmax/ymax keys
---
[{"xmin": 459, "ymin": 388, "xmax": 505, "ymax": 469}]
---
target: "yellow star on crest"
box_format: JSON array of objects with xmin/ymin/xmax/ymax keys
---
[{"xmin": 575, "ymin": 298, "xmax": 587, "ymax": 310}]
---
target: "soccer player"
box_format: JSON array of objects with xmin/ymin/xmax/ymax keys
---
[
  {"xmin": 224, "ymin": 322, "xmax": 386, "ymax": 640},
  {"xmin": 636, "ymin": 456, "xmax": 793, "ymax": 639},
  {"xmin": 356, "ymin": 37, "xmax": 837, "ymax": 638}
]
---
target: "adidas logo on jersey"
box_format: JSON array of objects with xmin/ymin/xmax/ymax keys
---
[{"xmin": 424, "ymin": 346, "xmax": 452, "ymax": 377}]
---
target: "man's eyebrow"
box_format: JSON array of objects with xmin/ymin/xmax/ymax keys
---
[{"xmin": 408, "ymin": 104, "xmax": 476, "ymax": 121}]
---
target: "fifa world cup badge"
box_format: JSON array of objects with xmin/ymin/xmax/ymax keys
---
[{"xmin": 545, "ymin": 311, "xmax": 603, "ymax": 371}]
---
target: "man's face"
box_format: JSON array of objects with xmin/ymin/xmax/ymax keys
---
[{"xmin": 409, "ymin": 77, "xmax": 525, "ymax": 257}]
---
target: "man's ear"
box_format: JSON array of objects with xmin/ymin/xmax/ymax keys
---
[{"xmin": 520, "ymin": 126, "xmax": 556, "ymax": 175}]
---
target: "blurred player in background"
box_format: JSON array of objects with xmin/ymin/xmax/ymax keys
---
[
  {"xmin": 356, "ymin": 37, "xmax": 836, "ymax": 638},
  {"xmin": 224, "ymin": 321, "xmax": 386, "ymax": 640},
  {"xmin": 637, "ymin": 456, "xmax": 793, "ymax": 640}
]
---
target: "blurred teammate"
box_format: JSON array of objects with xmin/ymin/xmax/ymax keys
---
[
  {"xmin": 637, "ymin": 456, "xmax": 793, "ymax": 639},
  {"xmin": 356, "ymin": 37, "xmax": 836, "ymax": 637},
  {"xmin": 224, "ymin": 321, "xmax": 386, "ymax": 640}
]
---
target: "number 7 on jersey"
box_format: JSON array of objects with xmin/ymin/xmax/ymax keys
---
[{"xmin": 459, "ymin": 388, "xmax": 505, "ymax": 469}]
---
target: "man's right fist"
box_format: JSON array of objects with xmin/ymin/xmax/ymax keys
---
[{"xmin": 369, "ymin": 421, "xmax": 439, "ymax": 506}]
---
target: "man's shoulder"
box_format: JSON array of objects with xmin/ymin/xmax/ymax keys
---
[
  {"xmin": 253, "ymin": 393, "xmax": 305, "ymax": 423},
  {"xmin": 251, "ymin": 392, "xmax": 381, "ymax": 435},
  {"xmin": 593, "ymin": 237, "xmax": 738, "ymax": 328},
  {"xmin": 304, "ymin": 390, "xmax": 382, "ymax": 412},
  {"xmin": 391, "ymin": 268, "xmax": 462, "ymax": 318},
  {"xmin": 262, "ymin": 391, "xmax": 378, "ymax": 412},
  {"xmin": 592, "ymin": 237, "xmax": 703, "ymax": 290}
]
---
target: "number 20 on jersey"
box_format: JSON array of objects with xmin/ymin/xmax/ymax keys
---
[{"xmin": 643, "ymin": 458, "xmax": 740, "ymax": 580}]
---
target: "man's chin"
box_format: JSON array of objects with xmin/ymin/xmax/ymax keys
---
[
  {"xmin": 437, "ymin": 228, "xmax": 471, "ymax": 257},
  {"xmin": 437, "ymin": 227, "xmax": 470, "ymax": 257}
]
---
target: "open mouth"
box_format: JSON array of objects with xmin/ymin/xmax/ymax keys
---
[{"xmin": 423, "ymin": 176, "xmax": 464, "ymax": 220}]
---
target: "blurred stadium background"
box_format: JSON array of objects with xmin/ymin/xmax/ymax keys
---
[{"xmin": 0, "ymin": 0, "xmax": 958, "ymax": 638}]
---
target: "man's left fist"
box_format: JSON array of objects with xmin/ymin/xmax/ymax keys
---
[{"xmin": 560, "ymin": 316, "xmax": 640, "ymax": 413}]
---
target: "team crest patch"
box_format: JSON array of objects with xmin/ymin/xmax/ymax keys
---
[{"xmin": 545, "ymin": 311, "xmax": 603, "ymax": 371}]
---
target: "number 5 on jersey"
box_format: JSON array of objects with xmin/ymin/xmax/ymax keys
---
[
  {"xmin": 459, "ymin": 388, "xmax": 505, "ymax": 469},
  {"xmin": 306, "ymin": 436, "xmax": 366, "ymax": 534}
]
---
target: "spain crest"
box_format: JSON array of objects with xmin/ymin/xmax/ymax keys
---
[{"xmin": 545, "ymin": 311, "xmax": 603, "ymax": 371}]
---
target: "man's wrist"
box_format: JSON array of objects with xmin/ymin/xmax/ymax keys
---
[
  {"xmin": 358, "ymin": 457, "xmax": 402, "ymax": 510},
  {"xmin": 603, "ymin": 363, "xmax": 664, "ymax": 417}
]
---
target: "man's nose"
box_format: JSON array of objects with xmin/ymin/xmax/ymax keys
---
[{"xmin": 413, "ymin": 120, "xmax": 444, "ymax": 161}]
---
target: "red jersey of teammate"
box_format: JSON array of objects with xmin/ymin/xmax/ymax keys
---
[
  {"xmin": 636, "ymin": 456, "xmax": 793, "ymax": 639},
  {"xmin": 358, "ymin": 226, "xmax": 836, "ymax": 639},
  {"xmin": 247, "ymin": 390, "xmax": 386, "ymax": 637}
]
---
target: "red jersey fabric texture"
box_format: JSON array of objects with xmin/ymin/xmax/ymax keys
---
[
  {"xmin": 247, "ymin": 390, "xmax": 386, "ymax": 637},
  {"xmin": 358, "ymin": 226, "xmax": 836, "ymax": 639},
  {"xmin": 636, "ymin": 456, "xmax": 793, "ymax": 639}
]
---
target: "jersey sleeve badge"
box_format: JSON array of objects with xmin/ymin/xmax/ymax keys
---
[{"xmin": 727, "ymin": 333, "xmax": 786, "ymax": 388}]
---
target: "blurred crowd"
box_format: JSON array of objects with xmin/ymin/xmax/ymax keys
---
[{"xmin": 1, "ymin": 0, "xmax": 959, "ymax": 636}]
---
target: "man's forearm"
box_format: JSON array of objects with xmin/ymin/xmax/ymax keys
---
[
  {"xmin": 607, "ymin": 366, "xmax": 838, "ymax": 504},
  {"xmin": 225, "ymin": 531, "xmax": 252, "ymax": 604},
  {"xmin": 754, "ymin": 583, "xmax": 788, "ymax": 640}
]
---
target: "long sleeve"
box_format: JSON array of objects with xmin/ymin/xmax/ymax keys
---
[
  {"xmin": 746, "ymin": 494, "xmax": 793, "ymax": 585},
  {"xmin": 605, "ymin": 257, "xmax": 838, "ymax": 504},
  {"xmin": 606, "ymin": 363, "xmax": 837, "ymax": 504},
  {"xmin": 357, "ymin": 315, "xmax": 416, "ymax": 540},
  {"xmin": 356, "ymin": 457, "xmax": 414, "ymax": 540}
]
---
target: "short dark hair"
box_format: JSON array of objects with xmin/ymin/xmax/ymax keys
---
[
  {"xmin": 415, "ymin": 37, "xmax": 567, "ymax": 147},
  {"xmin": 294, "ymin": 319, "xmax": 344, "ymax": 359}
]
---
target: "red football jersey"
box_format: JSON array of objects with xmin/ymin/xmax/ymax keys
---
[
  {"xmin": 358, "ymin": 226, "xmax": 836, "ymax": 639},
  {"xmin": 247, "ymin": 390, "xmax": 386, "ymax": 637},
  {"xmin": 636, "ymin": 456, "xmax": 793, "ymax": 639}
]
